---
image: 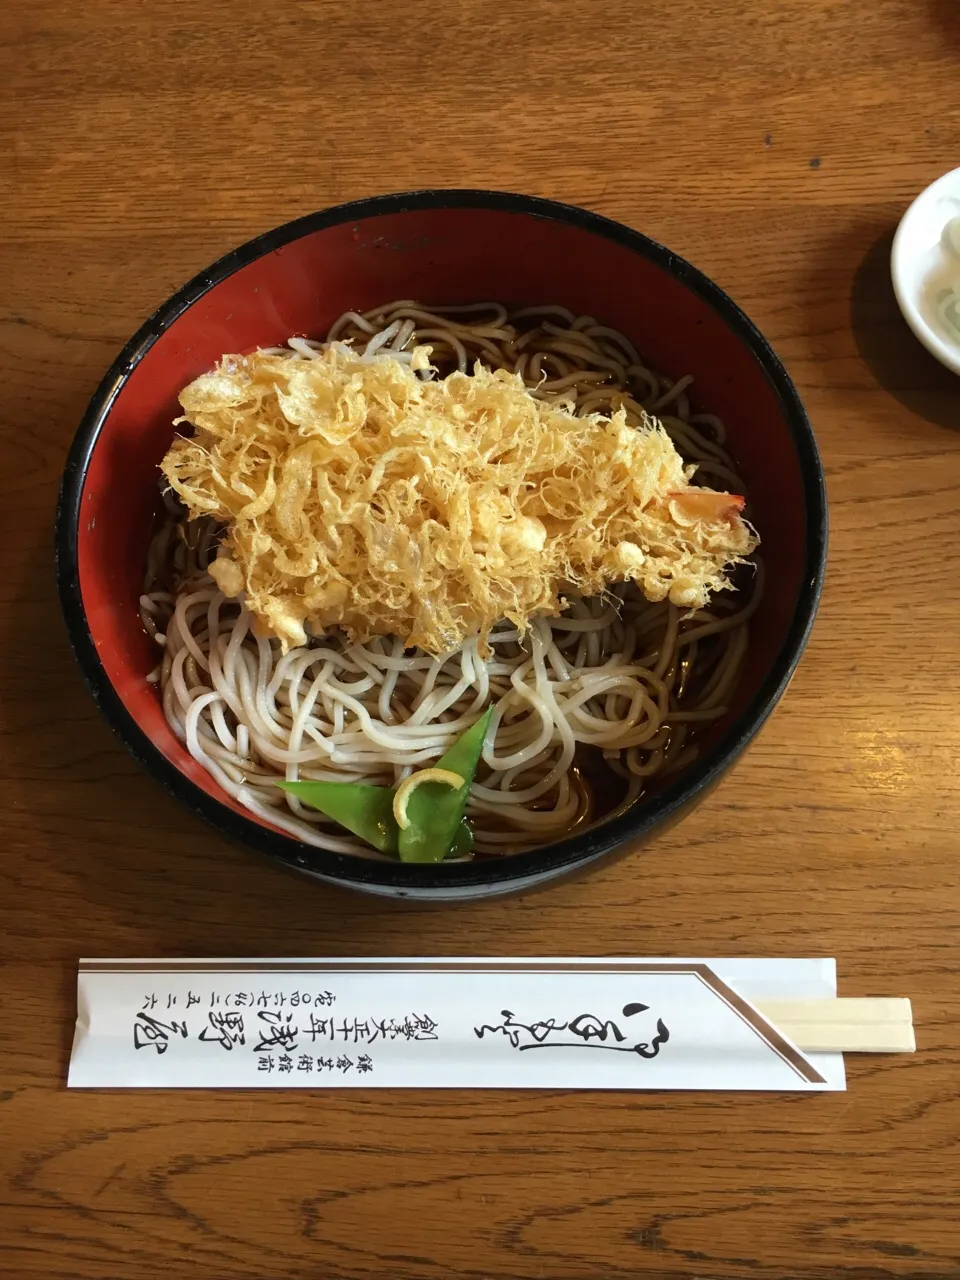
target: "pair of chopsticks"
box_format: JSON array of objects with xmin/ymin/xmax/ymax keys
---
[{"xmin": 753, "ymin": 998, "xmax": 915, "ymax": 1053}]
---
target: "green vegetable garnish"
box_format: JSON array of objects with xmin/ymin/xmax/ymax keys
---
[
  {"xmin": 397, "ymin": 706, "xmax": 494, "ymax": 864},
  {"xmin": 277, "ymin": 780, "xmax": 398, "ymax": 854},
  {"xmin": 449, "ymin": 819, "xmax": 475, "ymax": 859},
  {"xmin": 276, "ymin": 707, "xmax": 493, "ymax": 863}
]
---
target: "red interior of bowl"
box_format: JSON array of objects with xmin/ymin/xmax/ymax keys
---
[{"xmin": 76, "ymin": 204, "xmax": 809, "ymax": 832}]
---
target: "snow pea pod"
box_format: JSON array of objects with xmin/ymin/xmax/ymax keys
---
[
  {"xmin": 278, "ymin": 780, "xmax": 398, "ymax": 854},
  {"xmin": 397, "ymin": 706, "xmax": 494, "ymax": 863},
  {"xmin": 277, "ymin": 717, "xmax": 485, "ymax": 862}
]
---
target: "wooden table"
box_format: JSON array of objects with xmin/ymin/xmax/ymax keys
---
[{"xmin": 3, "ymin": 1, "xmax": 959, "ymax": 1276}]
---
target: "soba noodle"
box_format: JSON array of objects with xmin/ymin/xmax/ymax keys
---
[{"xmin": 141, "ymin": 302, "xmax": 760, "ymax": 858}]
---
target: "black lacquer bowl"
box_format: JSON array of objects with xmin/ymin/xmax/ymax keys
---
[{"xmin": 55, "ymin": 190, "xmax": 827, "ymax": 901}]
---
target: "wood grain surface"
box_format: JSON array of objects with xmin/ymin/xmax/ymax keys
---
[{"xmin": 2, "ymin": 1, "xmax": 960, "ymax": 1276}]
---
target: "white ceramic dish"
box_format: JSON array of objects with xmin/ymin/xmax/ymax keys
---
[{"xmin": 891, "ymin": 165, "xmax": 960, "ymax": 377}]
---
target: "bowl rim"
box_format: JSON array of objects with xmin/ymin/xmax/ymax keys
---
[
  {"xmin": 54, "ymin": 187, "xmax": 827, "ymax": 891},
  {"xmin": 890, "ymin": 164, "xmax": 960, "ymax": 378}
]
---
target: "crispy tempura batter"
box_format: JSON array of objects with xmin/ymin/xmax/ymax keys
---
[{"xmin": 162, "ymin": 344, "xmax": 757, "ymax": 655}]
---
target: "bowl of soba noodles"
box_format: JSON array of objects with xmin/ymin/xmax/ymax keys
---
[{"xmin": 55, "ymin": 190, "xmax": 826, "ymax": 900}]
